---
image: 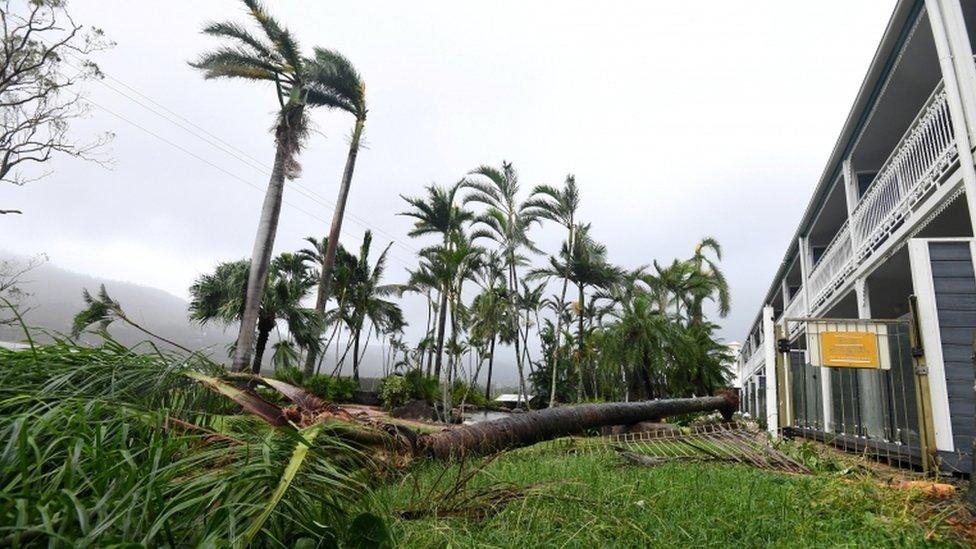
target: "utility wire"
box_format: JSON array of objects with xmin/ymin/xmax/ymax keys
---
[
  {"xmin": 62, "ymin": 56, "xmax": 422, "ymax": 258},
  {"xmin": 56, "ymin": 52, "xmax": 488, "ymax": 301}
]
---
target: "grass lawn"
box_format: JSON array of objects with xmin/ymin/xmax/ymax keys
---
[{"xmin": 381, "ymin": 446, "xmax": 967, "ymax": 548}]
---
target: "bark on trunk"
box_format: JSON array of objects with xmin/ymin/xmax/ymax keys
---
[
  {"xmin": 549, "ymin": 223, "xmax": 574, "ymax": 407},
  {"xmin": 417, "ymin": 393, "xmax": 737, "ymax": 459},
  {"xmin": 233, "ymin": 129, "xmax": 292, "ymax": 372},
  {"xmin": 352, "ymin": 327, "xmax": 361, "ymax": 383},
  {"xmin": 576, "ymin": 282, "xmax": 585, "ymax": 401},
  {"xmin": 433, "ymin": 288, "xmax": 448, "ymax": 378},
  {"xmin": 303, "ymin": 116, "xmax": 365, "ymax": 377},
  {"xmin": 510, "ymin": 261, "xmax": 527, "ymax": 409},
  {"xmin": 251, "ymin": 319, "xmax": 274, "ymax": 375},
  {"xmin": 484, "ymin": 335, "xmax": 496, "ymax": 401}
]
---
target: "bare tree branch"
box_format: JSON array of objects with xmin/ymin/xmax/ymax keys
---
[
  {"xmin": 0, "ymin": 252, "xmax": 46, "ymax": 325},
  {"xmin": 0, "ymin": 0, "xmax": 114, "ymax": 210}
]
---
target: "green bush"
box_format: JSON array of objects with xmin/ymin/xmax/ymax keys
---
[
  {"xmin": 403, "ymin": 369, "xmax": 438, "ymax": 404},
  {"xmin": 379, "ymin": 375, "xmax": 410, "ymax": 409},
  {"xmin": 303, "ymin": 374, "xmax": 333, "ymax": 400},
  {"xmin": 452, "ymin": 380, "xmax": 486, "ymax": 408},
  {"xmin": 273, "ymin": 365, "xmax": 304, "ymax": 386},
  {"xmin": 290, "ymin": 374, "xmax": 358, "ymax": 403},
  {"xmin": 332, "ymin": 377, "xmax": 358, "ymax": 402}
]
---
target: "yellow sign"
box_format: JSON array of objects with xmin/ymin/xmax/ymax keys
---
[{"xmin": 820, "ymin": 331, "xmax": 880, "ymax": 368}]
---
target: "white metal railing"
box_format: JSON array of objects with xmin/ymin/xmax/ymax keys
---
[
  {"xmin": 806, "ymin": 85, "xmax": 958, "ymax": 311},
  {"xmin": 783, "ymin": 288, "xmax": 807, "ymax": 336},
  {"xmin": 744, "ymin": 345, "xmax": 765, "ymax": 379},
  {"xmin": 806, "ymin": 219, "xmax": 854, "ymax": 306},
  {"xmin": 849, "ymin": 87, "xmax": 956, "ymax": 258}
]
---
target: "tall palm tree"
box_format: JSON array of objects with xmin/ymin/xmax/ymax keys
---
[
  {"xmin": 335, "ymin": 231, "xmax": 405, "ymax": 382},
  {"xmin": 524, "ymin": 174, "xmax": 580, "ymax": 406},
  {"xmin": 404, "ymin": 264, "xmax": 440, "ymax": 375},
  {"xmin": 399, "ymin": 182, "xmax": 472, "ymax": 377},
  {"xmin": 419, "ymin": 232, "xmax": 484, "ymax": 414},
  {"xmin": 299, "ymin": 235, "xmax": 358, "ymax": 373},
  {"xmin": 469, "ymin": 252, "xmax": 510, "ymax": 400},
  {"xmin": 687, "ymin": 236, "xmax": 731, "ymax": 325},
  {"xmin": 516, "ymin": 279, "xmax": 546, "ymax": 375},
  {"xmin": 463, "ymin": 161, "xmax": 539, "ymax": 406},
  {"xmin": 192, "ymin": 0, "xmax": 329, "ymax": 371},
  {"xmin": 302, "ymin": 49, "xmax": 369, "ymax": 377},
  {"xmin": 531, "ymin": 224, "xmax": 619, "ymax": 401},
  {"xmin": 188, "ymin": 253, "xmax": 320, "ymax": 374}
]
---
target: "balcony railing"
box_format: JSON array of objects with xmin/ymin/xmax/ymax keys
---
[
  {"xmin": 805, "ymin": 84, "xmax": 958, "ymax": 312},
  {"xmin": 806, "ymin": 219, "xmax": 855, "ymax": 308},
  {"xmin": 849, "ymin": 86, "xmax": 957, "ymax": 258},
  {"xmin": 743, "ymin": 344, "xmax": 765, "ymax": 379},
  {"xmin": 782, "ymin": 288, "xmax": 807, "ymax": 337}
]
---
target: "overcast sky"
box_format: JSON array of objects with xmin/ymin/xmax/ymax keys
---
[{"xmin": 3, "ymin": 0, "xmax": 899, "ymax": 348}]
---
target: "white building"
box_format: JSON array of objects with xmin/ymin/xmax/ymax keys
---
[{"xmin": 738, "ymin": 0, "xmax": 976, "ymax": 472}]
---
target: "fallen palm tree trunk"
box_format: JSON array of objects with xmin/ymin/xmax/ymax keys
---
[{"xmin": 414, "ymin": 394, "xmax": 738, "ymax": 459}]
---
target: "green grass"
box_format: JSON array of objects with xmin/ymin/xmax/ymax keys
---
[{"xmin": 382, "ymin": 448, "xmax": 963, "ymax": 548}]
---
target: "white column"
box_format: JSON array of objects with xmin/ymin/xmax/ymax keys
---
[
  {"xmin": 938, "ymin": 0, "xmax": 976, "ymax": 138},
  {"xmin": 798, "ymin": 236, "xmax": 812, "ymax": 312},
  {"xmin": 781, "ymin": 278, "xmax": 791, "ymax": 308},
  {"xmin": 762, "ymin": 304, "xmax": 778, "ymax": 435},
  {"xmin": 927, "ymin": 0, "xmax": 976, "ymax": 236},
  {"xmin": 842, "ymin": 158, "xmax": 860, "ymax": 242},
  {"xmin": 842, "ymin": 159, "xmax": 858, "ymax": 215}
]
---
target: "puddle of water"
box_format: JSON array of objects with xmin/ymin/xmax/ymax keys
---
[{"xmin": 461, "ymin": 410, "xmax": 511, "ymax": 424}]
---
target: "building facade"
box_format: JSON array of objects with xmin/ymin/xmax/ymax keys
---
[{"xmin": 738, "ymin": 0, "xmax": 976, "ymax": 472}]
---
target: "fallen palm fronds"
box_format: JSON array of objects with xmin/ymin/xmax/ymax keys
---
[
  {"xmin": 0, "ymin": 337, "xmax": 385, "ymax": 546},
  {"xmin": 579, "ymin": 422, "xmax": 811, "ymax": 474}
]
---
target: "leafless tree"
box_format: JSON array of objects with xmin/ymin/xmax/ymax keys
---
[
  {"xmin": 0, "ymin": 252, "xmax": 46, "ymax": 325},
  {"xmin": 1, "ymin": 0, "xmax": 113, "ymax": 213}
]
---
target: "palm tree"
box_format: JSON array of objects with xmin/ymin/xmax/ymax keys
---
[
  {"xmin": 71, "ymin": 286, "xmax": 194, "ymax": 354},
  {"xmin": 531, "ymin": 224, "xmax": 619, "ymax": 401},
  {"xmin": 188, "ymin": 253, "xmax": 320, "ymax": 374},
  {"xmin": 469, "ymin": 252, "xmax": 510, "ymax": 400},
  {"xmin": 399, "ymin": 182, "xmax": 472, "ymax": 377},
  {"xmin": 335, "ymin": 231, "xmax": 405, "ymax": 382},
  {"xmin": 688, "ymin": 236, "xmax": 731, "ymax": 325},
  {"xmin": 299, "ymin": 235, "xmax": 360, "ymax": 374},
  {"xmin": 463, "ymin": 161, "xmax": 539, "ymax": 407},
  {"xmin": 192, "ymin": 0, "xmax": 327, "ymax": 371},
  {"xmin": 516, "ymin": 279, "xmax": 546, "ymax": 375},
  {"xmin": 404, "ymin": 264, "xmax": 440, "ymax": 375},
  {"xmin": 419, "ymin": 232, "xmax": 484, "ymax": 415},
  {"xmin": 603, "ymin": 292, "xmax": 680, "ymax": 399},
  {"xmin": 524, "ymin": 174, "xmax": 580, "ymax": 406},
  {"xmin": 303, "ymin": 49, "xmax": 369, "ymax": 377}
]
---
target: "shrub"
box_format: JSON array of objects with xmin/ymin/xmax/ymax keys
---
[
  {"xmin": 403, "ymin": 369, "xmax": 438, "ymax": 404},
  {"xmin": 452, "ymin": 380, "xmax": 487, "ymax": 408},
  {"xmin": 273, "ymin": 365, "xmax": 304, "ymax": 386},
  {"xmin": 303, "ymin": 374, "xmax": 333, "ymax": 400},
  {"xmin": 379, "ymin": 375, "xmax": 410, "ymax": 409},
  {"xmin": 332, "ymin": 377, "xmax": 359, "ymax": 402}
]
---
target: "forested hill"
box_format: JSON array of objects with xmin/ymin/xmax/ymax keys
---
[{"xmin": 0, "ymin": 255, "xmax": 234, "ymax": 358}]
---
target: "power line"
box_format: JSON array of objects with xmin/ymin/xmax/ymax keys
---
[
  {"xmin": 54, "ymin": 52, "xmax": 488, "ymax": 302},
  {"xmin": 73, "ymin": 57, "xmax": 423, "ymax": 258},
  {"xmin": 82, "ymin": 96, "xmax": 422, "ymax": 271}
]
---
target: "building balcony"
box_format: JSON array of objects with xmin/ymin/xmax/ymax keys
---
[{"xmin": 805, "ymin": 84, "xmax": 959, "ymax": 314}]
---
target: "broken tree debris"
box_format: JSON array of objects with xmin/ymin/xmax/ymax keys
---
[{"xmin": 600, "ymin": 422, "xmax": 811, "ymax": 474}]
